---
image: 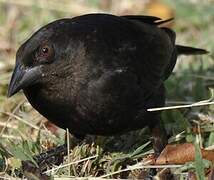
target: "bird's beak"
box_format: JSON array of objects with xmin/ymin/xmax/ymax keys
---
[{"xmin": 8, "ymin": 64, "xmax": 43, "ymax": 97}]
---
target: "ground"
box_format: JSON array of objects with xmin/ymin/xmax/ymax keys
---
[{"xmin": 0, "ymin": 0, "xmax": 213, "ymax": 179}]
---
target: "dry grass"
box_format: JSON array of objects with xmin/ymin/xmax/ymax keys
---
[{"xmin": 0, "ymin": 0, "xmax": 213, "ymax": 179}]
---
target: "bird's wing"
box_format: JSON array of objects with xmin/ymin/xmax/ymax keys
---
[
  {"xmin": 72, "ymin": 14, "xmax": 175, "ymax": 89},
  {"xmin": 121, "ymin": 15, "xmax": 176, "ymax": 82},
  {"xmin": 86, "ymin": 68, "xmax": 145, "ymax": 107},
  {"xmin": 121, "ymin": 15, "xmax": 173, "ymax": 26},
  {"xmin": 160, "ymin": 28, "xmax": 177, "ymax": 80}
]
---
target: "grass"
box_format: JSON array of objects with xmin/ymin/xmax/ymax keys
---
[{"xmin": 0, "ymin": 0, "xmax": 213, "ymax": 179}]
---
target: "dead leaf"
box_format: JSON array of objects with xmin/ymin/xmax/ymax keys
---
[{"xmin": 156, "ymin": 143, "xmax": 214, "ymax": 164}]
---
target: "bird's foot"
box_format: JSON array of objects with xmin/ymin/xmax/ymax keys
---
[{"xmin": 21, "ymin": 144, "xmax": 68, "ymax": 179}]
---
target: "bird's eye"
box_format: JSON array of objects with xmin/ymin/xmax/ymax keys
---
[
  {"xmin": 40, "ymin": 45, "xmax": 51, "ymax": 57},
  {"xmin": 42, "ymin": 46, "xmax": 49, "ymax": 54},
  {"xmin": 35, "ymin": 44, "xmax": 54, "ymax": 63}
]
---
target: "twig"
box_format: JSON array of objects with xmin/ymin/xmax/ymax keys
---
[
  {"xmin": 44, "ymin": 155, "xmax": 98, "ymax": 175},
  {"xmin": 0, "ymin": 122, "xmax": 18, "ymax": 129},
  {"xmin": 66, "ymin": 128, "xmax": 71, "ymax": 176},
  {"xmin": 148, "ymin": 88, "xmax": 214, "ymax": 111},
  {"xmin": 100, "ymin": 164, "xmax": 182, "ymax": 178},
  {"xmin": 0, "ymin": 176, "xmax": 19, "ymax": 180},
  {"xmin": 0, "ymin": 99, "xmax": 25, "ymax": 136},
  {"xmin": 0, "ymin": 111, "xmax": 40, "ymax": 130},
  {"xmin": 148, "ymin": 101, "xmax": 214, "ymax": 112},
  {"xmin": 0, "ymin": 134, "xmax": 22, "ymax": 140},
  {"xmin": 205, "ymin": 145, "xmax": 214, "ymax": 150}
]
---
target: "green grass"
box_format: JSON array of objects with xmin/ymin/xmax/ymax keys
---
[{"xmin": 0, "ymin": 0, "xmax": 213, "ymax": 179}]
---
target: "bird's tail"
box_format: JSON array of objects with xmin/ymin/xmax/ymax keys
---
[{"xmin": 176, "ymin": 45, "xmax": 208, "ymax": 55}]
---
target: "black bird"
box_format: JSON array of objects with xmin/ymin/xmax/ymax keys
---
[{"xmin": 8, "ymin": 14, "xmax": 207, "ymax": 152}]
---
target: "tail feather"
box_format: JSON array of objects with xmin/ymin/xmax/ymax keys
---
[
  {"xmin": 155, "ymin": 18, "xmax": 174, "ymax": 26},
  {"xmin": 176, "ymin": 45, "xmax": 208, "ymax": 55}
]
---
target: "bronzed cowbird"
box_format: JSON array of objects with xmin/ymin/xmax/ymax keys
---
[{"xmin": 8, "ymin": 14, "xmax": 207, "ymax": 152}]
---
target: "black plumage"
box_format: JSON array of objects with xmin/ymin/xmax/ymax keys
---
[{"xmin": 8, "ymin": 14, "xmax": 207, "ymax": 147}]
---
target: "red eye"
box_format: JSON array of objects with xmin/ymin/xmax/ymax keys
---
[
  {"xmin": 42, "ymin": 46, "xmax": 49, "ymax": 54},
  {"xmin": 40, "ymin": 45, "xmax": 51, "ymax": 57},
  {"xmin": 35, "ymin": 44, "xmax": 54, "ymax": 63}
]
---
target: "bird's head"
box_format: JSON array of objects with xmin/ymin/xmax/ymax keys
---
[{"xmin": 8, "ymin": 19, "xmax": 81, "ymax": 97}]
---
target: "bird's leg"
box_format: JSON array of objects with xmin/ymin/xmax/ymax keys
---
[
  {"xmin": 22, "ymin": 144, "xmax": 68, "ymax": 179},
  {"xmin": 144, "ymin": 122, "xmax": 168, "ymax": 178},
  {"xmin": 151, "ymin": 124, "xmax": 168, "ymax": 157},
  {"xmin": 22, "ymin": 133, "xmax": 85, "ymax": 175},
  {"xmin": 151, "ymin": 126, "xmax": 175, "ymax": 179},
  {"xmin": 36, "ymin": 133, "xmax": 85, "ymax": 167},
  {"xmin": 33, "ymin": 143, "xmax": 68, "ymax": 167}
]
